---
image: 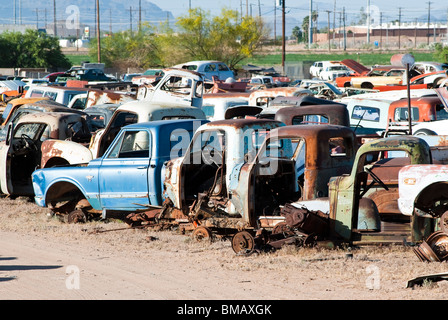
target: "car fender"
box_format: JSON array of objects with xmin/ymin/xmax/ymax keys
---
[{"xmin": 41, "ymin": 139, "xmax": 93, "ymax": 168}]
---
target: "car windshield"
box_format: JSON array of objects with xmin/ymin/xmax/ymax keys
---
[{"xmin": 329, "ymin": 66, "xmax": 346, "ymax": 71}]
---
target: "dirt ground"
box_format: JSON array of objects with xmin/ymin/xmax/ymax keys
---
[{"xmin": 0, "ymin": 196, "xmax": 448, "ymax": 302}]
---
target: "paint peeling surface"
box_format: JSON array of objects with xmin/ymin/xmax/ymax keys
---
[
  {"xmin": 398, "ymin": 164, "xmax": 448, "ymax": 217},
  {"xmin": 31, "ymin": 120, "xmax": 207, "ymax": 215}
]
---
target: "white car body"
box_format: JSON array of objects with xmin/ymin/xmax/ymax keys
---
[
  {"xmin": 309, "ymin": 61, "xmax": 340, "ymax": 78},
  {"xmin": 319, "ymin": 65, "xmax": 352, "ymax": 81},
  {"xmin": 173, "ymin": 60, "xmax": 234, "ymax": 82}
]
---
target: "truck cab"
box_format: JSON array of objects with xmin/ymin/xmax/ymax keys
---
[
  {"xmin": 32, "ymin": 119, "xmax": 208, "ymax": 221},
  {"xmin": 289, "ymin": 136, "xmax": 433, "ymax": 244}
]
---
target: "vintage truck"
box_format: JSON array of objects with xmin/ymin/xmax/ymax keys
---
[
  {"xmin": 0, "ymin": 112, "xmax": 92, "ymax": 197},
  {"xmin": 0, "ymin": 99, "xmax": 87, "ymax": 141},
  {"xmin": 276, "ymin": 136, "xmax": 434, "ymax": 249},
  {"xmin": 274, "ymin": 104, "xmax": 350, "ymax": 127},
  {"xmin": 39, "ymin": 69, "xmax": 207, "ymax": 168},
  {"xmin": 31, "ymin": 119, "xmax": 208, "ymax": 222},
  {"xmin": 160, "ymin": 120, "xmax": 358, "ymax": 243}
]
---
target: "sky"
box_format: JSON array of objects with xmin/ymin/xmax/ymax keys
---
[{"xmin": 157, "ymin": 0, "xmax": 448, "ymax": 24}]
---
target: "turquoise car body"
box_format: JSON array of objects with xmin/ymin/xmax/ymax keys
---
[{"xmin": 32, "ymin": 119, "xmax": 208, "ymax": 213}]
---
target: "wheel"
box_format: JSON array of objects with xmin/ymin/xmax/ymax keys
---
[
  {"xmin": 439, "ymin": 211, "xmax": 448, "ymax": 234},
  {"xmin": 67, "ymin": 209, "xmax": 87, "ymax": 224},
  {"xmin": 192, "ymin": 226, "xmax": 213, "ymax": 242},
  {"xmin": 231, "ymin": 231, "xmax": 255, "ymax": 254},
  {"xmin": 414, "ymin": 129, "xmax": 437, "ymax": 136},
  {"xmin": 361, "ymin": 82, "xmax": 374, "ymax": 89}
]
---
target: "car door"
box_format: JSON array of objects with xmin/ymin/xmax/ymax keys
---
[{"xmin": 98, "ymin": 128, "xmax": 151, "ymax": 210}]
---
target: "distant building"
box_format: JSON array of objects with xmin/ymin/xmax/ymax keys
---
[
  {"xmin": 0, "ymin": 24, "xmax": 37, "ymax": 34},
  {"xmin": 315, "ymin": 22, "xmax": 448, "ymax": 48},
  {"xmin": 46, "ymin": 20, "xmax": 91, "ymax": 38}
]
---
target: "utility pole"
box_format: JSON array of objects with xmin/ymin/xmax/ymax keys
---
[
  {"xmin": 308, "ymin": 0, "xmax": 313, "ymax": 47},
  {"xmin": 398, "ymin": 7, "xmax": 402, "ymax": 50},
  {"xmin": 34, "ymin": 8, "xmax": 39, "ymax": 29},
  {"xmin": 96, "ymin": 0, "xmax": 101, "ymax": 63},
  {"xmin": 282, "ymin": 0, "xmax": 286, "ymax": 75},
  {"xmin": 53, "ymin": 0, "xmax": 57, "ymax": 36},
  {"xmin": 14, "ymin": 0, "xmax": 16, "ymax": 24},
  {"xmin": 414, "ymin": 18, "xmax": 418, "ymax": 48},
  {"xmin": 274, "ymin": 0, "xmax": 276, "ymax": 45},
  {"xmin": 367, "ymin": 0, "xmax": 370, "ymax": 44},
  {"xmin": 127, "ymin": 7, "xmax": 139, "ymax": 34},
  {"xmin": 326, "ymin": 10, "xmax": 331, "ymax": 51},
  {"xmin": 333, "ymin": 0, "xmax": 336, "ymax": 43},
  {"xmin": 139, "ymin": 0, "xmax": 142, "ymax": 32},
  {"xmin": 343, "ymin": 7, "xmax": 346, "ymax": 51},
  {"xmin": 380, "ymin": 12, "xmax": 383, "ymax": 49},
  {"xmin": 427, "ymin": 1, "xmax": 432, "ymax": 45}
]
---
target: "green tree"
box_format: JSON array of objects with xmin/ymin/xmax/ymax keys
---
[
  {"xmin": 434, "ymin": 43, "xmax": 448, "ymax": 63},
  {"xmin": 89, "ymin": 25, "xmax": 162, "ymax": 70},
  {"xmin": 0, "ymin": 30, "xmax": 70, "ymax": 69},
  {"xmin": 292, "ymin": 26, "xmax": 303, "ymax": 43},
  {"xmin": 170, "ymin": 7, "xmax": 268, "ymax": 69}
]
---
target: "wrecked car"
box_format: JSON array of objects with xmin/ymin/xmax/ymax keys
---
[
  {"xmin": 160, "ymin": 120, "xmax": 357, "ymax": 244},
  {"xmin": 0, "ymin": 99, "xmax": 87, "ymax": 141},
  {"xmin": 31, "ymin": 119, "xmax": 208, "ymax": 222},
  {"xmin": 274, "ymin": 104, "xmax": 350, "ymax": 127},
  {"xmin": 0, "ymin": 112, "xmax": 91, "ymax": 197},
  {"xmin": 161, "ymin": 119, "xmax": 285, "ymax": 233},
  {"xmin": 39, "ymin": 69, "xmax": 207, "ymax": 168},
  {"xmin": 279, "ymin": 136, "xmax": 433, "ymax": 249}
]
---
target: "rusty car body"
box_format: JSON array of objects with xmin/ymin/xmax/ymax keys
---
[
  {"xmin": 39, "ymin": 69, "xmax": 207, "ymax": 168},
  {"xmin": 0, "ymin": 99, "xmax": 87, "ymax": 141},
  {"xmin": 67, "ymin": 89, "xmax": 136, "ymax": 110},
  {"xmin": 274, "ymin": 104, "xmax": 350, "ymax": 127},
  {"xmin": 1, "ymin": 97, "xmax": 50, "ymax": 126},
  {"xmin": 24, "ymin": 85, "xmax": 89, "ymax": 106},
  {"xmin": 285, "ymin": 136, "xmax": 433, "ymax": 246},
  {"xmin": 161, "ymin": 121, "xmax": 358, "ymax": 242},
  {"xmin": 0, "ymin": 112, "xmax": 91, "ymax": 197},
  {"xmin": 248, "ymin": 87, "xmax": 312, "ymax": 106}
]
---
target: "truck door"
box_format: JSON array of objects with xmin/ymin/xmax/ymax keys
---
[{"xmin": 98, "ymin": 129, "xmax": 151, "ymax": 210}]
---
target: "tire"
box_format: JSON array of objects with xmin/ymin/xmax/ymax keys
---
[
  {"xmin": 361, "ymin": 82, "xmax": 374, "ymax": 89},
  {"xmin": 414, "ymin": 129, "xmax": 437, "ymax": 136}
]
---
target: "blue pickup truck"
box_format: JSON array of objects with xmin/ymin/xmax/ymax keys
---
[{"xmin": 31, "ymin": 119, "xmax": 208, "ymax": 222}]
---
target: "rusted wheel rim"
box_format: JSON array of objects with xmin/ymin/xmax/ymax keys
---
[
  {"xmin": 427, "ymin": 231, "xmax": 448, "ymax": 260},
  {"xmin": 231, "ymin": 231, "xmax": 255, "ymax": 254},
  {"xmin": 413, "ymin": 240, "xmax": 441, "ymax": 262},
  {"xmin": 67, "ymin": 209, "xmax": 87, "ymax": 224},
  {"xmin": 439, "ymin": 211, "xmax": 448, "ymax": 234},
  {"xmin": 192, "ymin": 226, "xmax": 213, "ymax": 242}
]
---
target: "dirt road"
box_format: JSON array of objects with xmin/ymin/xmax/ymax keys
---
[{"xmin": 1, "ymin": 197, "xmax": 448, "ymax": 302}]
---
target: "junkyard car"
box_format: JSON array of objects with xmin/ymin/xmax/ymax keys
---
[
  {"xmin": 39, "ymin": 69, "xmax": 207, "ymax": 168},
  {"xmin": 350, "ymin": 68, "xmax": 406, "ymax": 89},
  {"xmin": 160, "ymin": 120, "xmax": 357, "ymax": 240},
  {"xmin": 0, "ymin": 112, "xmax": 91, "ymax": 197},
  {"xmin": 319, "ymin": 65, "xmax": 352, "ymax": 81},
  {"xmin": 288, "ymin": 136, "xmax": 433, "ymax": 244},
  {"xmin": 0, "ymin": 99, "xmax": 87, "ymax": 141},
  {"xmin": 174, "ymin": 61, "xmax": 234, "ymax": 82},
  {"xmin": 274, "ymin": 103, "xmax": 350, "ymax": 127},
  {"xmin": 32, "ymin": 119, "xmax": 208, "ymax": 222}
]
